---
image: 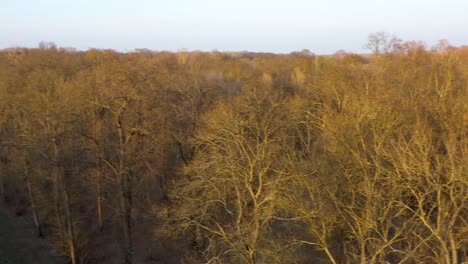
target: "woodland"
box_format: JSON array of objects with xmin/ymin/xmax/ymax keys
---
[{"xmin": 0, "ymin": 35, "xmax": 466, "ymax": 263}]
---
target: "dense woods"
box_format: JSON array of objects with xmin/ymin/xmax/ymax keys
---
[{"xmin": 0, "ymin": 37, "xmax": 466, "ymax": 263}]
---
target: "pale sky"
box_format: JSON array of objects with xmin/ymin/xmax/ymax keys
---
[{"xmin": 1, "ymin": 0, "xmax": 467, "ymax": 53}]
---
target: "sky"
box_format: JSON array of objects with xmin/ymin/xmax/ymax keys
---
[{"xmin": 1, "ymin": 0, "xmax": 468, "ymax": 54}]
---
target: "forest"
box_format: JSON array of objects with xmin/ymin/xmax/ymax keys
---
[{"xmin": 0, "ymin": 36, "xmax": 466, "ymax": 264}]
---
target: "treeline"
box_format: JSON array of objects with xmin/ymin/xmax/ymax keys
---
[{"xmin": 0, "ymin": 38, "xmax": 466, "ymax": 264}]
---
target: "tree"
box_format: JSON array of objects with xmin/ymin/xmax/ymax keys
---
[
  {"xmin": 165, "ymin": 87, "xmax": 301, "ymax": 263},
  {"xmin": 366, "ymin": 31, "xmax": 402, "ymax": 54}
]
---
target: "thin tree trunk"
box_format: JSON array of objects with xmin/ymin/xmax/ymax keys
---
[
  {"xmin": 94, "ymin": 101, "xmax": 104, "ymax": 232},
  {"xmin": 96, "ymin": 176, "xmax": 103, "ymax": 231},
  {"xmin": 323, "ymin": 246, "xmax": 338, "ymax": 264},
  {"xmin": 120, "ymin": 172, "xmax": 133, "ymax": 264},
  {"xmin": 177, "ymin": 142, "xmax": 189, "ymax": 165},
  {"xmin": 0, "ymin": 160, "xmax": 6, "ymax": 202},
  {"xmin": 448, "ymin": 231, "xmax": 458, "ymax": 264},
  {"xmin": 49, "ymin": 130, "xmax": 64, "ymax": 238},
  {"xmin": 53, "ymin": 167, "xmax": 64, "ymax": 240},
  {"xmin": 336, "ymin": 228, "xmax": 345, "ymax": 264},
  {"xmin": 320, "ymin": 221, "xmax": 338, "ymax": 264},
  {"xmin": 96, "ymin": 159, "xmax": 103, "ymax": 231},
  {"xmin": 125, "ymin": 183, "xmax": 133, "ymax": 264},
  {"xmin": 360, "ymin": 241, "xmax": 367, "ymax": 264},
  {"xmin": 64, "ymin": 182, "xmax": 77, "ymax": 264},
  {"xmin": 25, "ymin": 169, "xmax": 43, "ymax": 237},
  {"xmin": 116, "ymin": 100, "xmax": 133, "ymax": 264}
]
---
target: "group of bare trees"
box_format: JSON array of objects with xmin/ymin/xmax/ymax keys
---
[{"xmin": 0, "ymin": 38, "xmax": 466, "ymax": 263}]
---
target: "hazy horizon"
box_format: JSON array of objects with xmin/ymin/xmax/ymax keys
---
[{"xmin": 2, "ymin": 0, "xmax": 468, "ymax": 54}]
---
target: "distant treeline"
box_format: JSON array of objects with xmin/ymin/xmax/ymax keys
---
[{"xmin": 0, "ymin": 36, "xmax": 466, "ymax": 264}]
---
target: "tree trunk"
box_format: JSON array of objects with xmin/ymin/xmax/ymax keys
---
[
  {"xmin": 335, "ymin": 227, "xmax": 345, "ymax": 264},
  {"xmin": 120, "ymin": 172, "xmax": 133, "ymax": 264},
  {"xmin": 0, "ymin": 160, "xmax": 6, "ymax": 203},
  {"xmin": 360, "ymin": 241, "xmax": 367, "ymax": 264},
  {"xmin": 448, "ymin": 231, "xmax": 458, "ymax": 264},
  {"xmin": 97, "ymin": 177, "xmax": 103, "ymax": 231},
  {"xmin": 25, "ymin": 170, "xmax": 43, "ymax": 237},
  {"xmin": 64, "ymin": 184, "xmax": 77, "ymax": 264},
  {"xmin": 53, "ymin": 167, "xmax": 65, "ymax": 241},
  {"xmin": 51, "ymin": 136, "xmax": 65, "ymax": 241},
  {"xmin": 116, "ymin": 101, "xmax": 133, "ymax": 264},
  {"xmin": 94, "ymin": 103, "xmax": 104, "ymax": 232},
  {"xmin": 96, "ymin": 164, "xmax": 103, "ymax": 231}
]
